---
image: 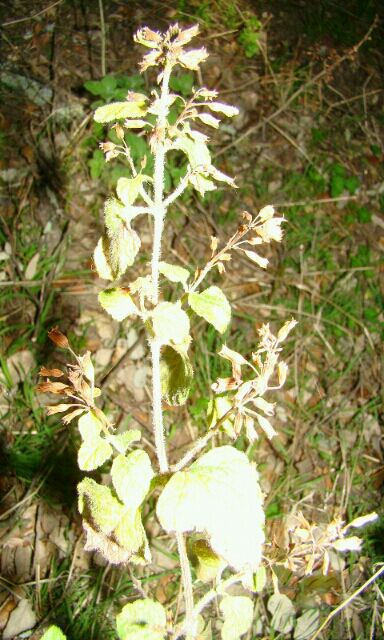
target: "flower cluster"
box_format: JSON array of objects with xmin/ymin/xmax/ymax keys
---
[
  {"xmin": 134, "ymin": 24, "xmax": 208, "ymax": 72},
  {"xmin": 210, "ymin": 319, "xmax": 297, "ymax": 442}
]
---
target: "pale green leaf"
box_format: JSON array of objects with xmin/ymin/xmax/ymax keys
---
[
  {"xmin": 196, "ymin": 113, "xmax": 220, "ymax": 128},
  {"xmin": 220, "ymin": 595, "xmax": 254, "ymax": 640},
  {"xmin": 157, "ymin": 446, "xmax": 265, "ymax": 572},
  {"xmin": 188, "ymin": 286, "xmax": 231, "ymax": 334},
  {"xmin": 189, "ymin": 173, "xmax": 216, "ymax": 197},
  {"xmin": 94, "ymin": 236, "xmax": 113, "ymax": 280},
  {"xmin": 78, "ymin": 436, "xmax": 113, "ymax": 471},
  {"xmin": 98, "ymin": 288, "xmax": 139, "ymax": 321},
  {"xmin": 206, "ymin": 102, "xmax": 239, "ymax": 117},
  {"xmin": 294, "ymin": 610, "xmax": 320, "ymax": 640},
  {"xmin": 208, "ymin": 396, "xmax": 235, "ymax": 437},
  {"xmin": 160, "ymin": 345, "xmax": 193, "ymax": 406},
  {"xmin": 197, "ymin": 616, "xmax": 212, "ymax": 640},
  {"xmin": 78, "ymin": 479, "xmax": 150, "ymax": 564},
  {"xmin": 116, "ymin": 175, "xmax": 149, "ymax": 206},
  {"xmin": 111, "ymin": 450, "xmax": 154, "ymax": 508},
  {"xmin": 116, "ymin": 599, "xmax": 167, "ymax": 640},
  {"xmin": 94, "ymin": 101, "xmax": 147, "ymax": 124},
  {"xmin": 78, "ymin": 410, "xmax": 103, "ymax": 441},
  {"xmin": 151, "ymin": 302, "xmax": 190, "ymax": 345},
  {"xmin": 108, "ymin": 430, "xmax": 141, "ymax": 454},
  {"xmin": 190, "ymin": 538, "xmax": 225, "ymax": 582},
  {"xmin": 253, "ymin": 564, "xmax": 267, "ymax": 592},
  {"xmin": 41, "ymin": 626, "xmax": 67, "ymax": 640},
  {"xmin": 159, "ymin": 261, "xmax": 190, "ymax": 285},
  {"xmin": 267, "ymin": 594, "xmax": 295, "ymax": 634},
  {"xmin": 173, "ymin": 134, "xmax": 211, "ymax": 168},
  {"xmin": 104, "ymin": 197, "xmax": 132, "ymax": 232},
  {"xmin": 78, "ymin": 478, "xmax": 123, "ymax": 534}
]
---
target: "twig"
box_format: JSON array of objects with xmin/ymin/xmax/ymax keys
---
[
  {"xmin": 2, "ymin": 0, "xmax": 63, "ymax": 26},
  {"xmin": 98, "ymin": 0, "xmax": 106, "ymax": 77},
  {"xmin": 309, "ymin": 564, "xmax": 384, "ymax": 640},
  {"xmin": 215, "ymin": 17, "xmax": 378, "ymax": 158}
]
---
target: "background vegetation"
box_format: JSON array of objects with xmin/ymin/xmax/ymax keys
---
[{"xmin": 0, "ymin": 1, "xmax": 383, "ymax": 638}]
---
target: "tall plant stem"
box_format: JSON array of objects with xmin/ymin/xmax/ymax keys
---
[
  {"xmin": 150, "ymin": 63, "xmax": 172, "ymax": 474},
  {"xmin": 176, "ymin": 532, "xmax": 195, "ymax": 639}
]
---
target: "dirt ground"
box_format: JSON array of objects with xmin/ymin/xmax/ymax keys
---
[{"xmin": 0, "ymin": 1, "xmax": 383, "ymax": 639}]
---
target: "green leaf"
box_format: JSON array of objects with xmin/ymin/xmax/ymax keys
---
[
  {"xmin": 173, "ymin": 134, "xmax": 211, "ymax": 168},
  {"xmin": 188, "ymin": 286, "xmax": 231, "ymax": 334},
  {"xmin": 253, "ymin": 564, "xmax": 267, "ymax": 592},
  {"xmin": 157, "ymin": 446, "xmax": 265, "ymax": 572},
  {"xmin": 108, "ymin": 430, "xmax": 141, "ymax": 454},
  {"xmin": 93, "ymin": 236, "xmax": 113, "ymax": 280},
  {"xmin": 41, "ymin": 626, "xmax": 67, "ymax": 640},
  {"xmin": 159, "ymin": 261, "xmax": 190, "ymax": 285},
  {"xmin": 294, "ymin": 609, "xmax": 320, "ymax": 640},
  {"xmin": 220, "ymin": 595, "xmax": 254, "ymax": 640},
  {"xmin": 85, "ymin": 75, "xmax": 117, "ymax": 99},
  {"xmin": 151, "ymin": 302, "xmax": 190, "ymax": 345},
  {"xmin": 160, "ymin": 345, "xmax": 193, "ymax": 406},
  {"xmin": 116, "ymin": 175, "xmax": 149, "ymax": 206},
  {"xmin": 94, "ymin": 227, "xmax": 140, "ymax": 280},
  {"xmin": 78, "ymin": 478, "xmax": 150, "ymax": 565},
  {"xmin": 190, "ymin": 538, "xmax": 225, "ymax": 582},
  {"xmin": 267, "ymin": 594, "xmax": 295, "ymax": 634},
  {"xmin": 206, "ymin": 102, "xmax": 239, "ymax": 118},
  {"xmin": 116, "ymin": 599, "xmax": 167, "ymax": 640},
  {"xmin": 94, "ymin": 100, "xmax": 147, "ymax": 123},
  {"xmin": 78, "ymin": 410, "xmax": 103, "ymax": 440},
  {"xmin": 208, "ymin": 396, "xmax": 235, "ymax": 437},
  {"xmin": 189, "ymin": 173, "xmax": 216, "ymax": 197},
  {"xmin": 98, "ymin": 288, "xmax": 139, "ymax": 321},
  {"xmin": 78, "ymin": 436, "xmax": 113, "ymax": 471},
  {"xmin": 78, "ymin": 478, "xmax": 123, "ymax": 534},
  {"xmin": 111, "ymin": 450, "xmax": 154, "ymax": 508}
]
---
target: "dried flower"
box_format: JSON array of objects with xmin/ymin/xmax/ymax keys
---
[{"xmin": 48, "ymin": 327, "xmax": 69, "ymax": 349}]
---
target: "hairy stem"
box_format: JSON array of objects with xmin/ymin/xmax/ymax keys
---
[
  {"xmin": 176, "ymin": 532, "xmax": 195, "ymax": 639},
  {"xmin": 150, "ymin": 64, "xmax": 173, "ymax": 474}
]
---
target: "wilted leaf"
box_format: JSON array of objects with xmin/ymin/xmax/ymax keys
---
[
  {"xmin": 116, "ymin": 599, "xmax": 167, "ymax": 640},
  {"xmin": 157, "ymin": 446, "xmax": 265, "ymax": 572},
  {"xmin": 242, "ymin": 249, "xmax": 268, "ymax": 269},
  {"xmin": 333, "ymin": 536, "xmax": 362, "ymax": 552},
  {"xmin": 188, "ymin": 286, "xmax": 231, "ymax": 334},
  {"xmin": 159, "ymin": 261, "xmax": 190, "ymax": 285},
  {"xmin": 111, "ymin": 450, "xmax": 154, "ymax": 509},
  {"xmin": 267, "ymin": 594, "xmax": 295, "ymax": 634},
  {"xmin": 178, "ymin": 47, "xmax": 208, "ymax": 70},
  {"xmin": 98, "ymin": 288, "xmax": 139, "ymax": 321},
  {"xmin": 160, "ymin": 345, "xmax": 193, "ymax": 406},
  {"xmin": 94, "ymin": 101, "xmax": 147, "ymax": 124},
  {"xmin": 150, "ymin": 302, "xmax": 190, "ymax": 345},
  {"xmin": 294, "ymin": 610, "xmax": 320, "ymax": 640},
  {"xmin": 208, "ymin": 396, "xmax": 235, "ymax": 437},
  {"xmin": 41, "ymin": 626, "xmax": 67, "ymax": 640},
  {"xmin": 220, "ymin": 595, "xmax": 253, "ymax": 640},
  {"xmin": 25, "ymin": 251, "xmax": 40, "ymax": 279}
]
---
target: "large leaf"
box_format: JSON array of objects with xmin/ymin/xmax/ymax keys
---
[
  {"xmin": 220, "ymin": 595, "xmax": 254, "ymax": 640},
  {"xmin": 188, "ymin": 286, "xmax": 231, "ymax": 334},
  {"xmin": 111, "ymin": 450, "xmax": 154, "ymax": 508},
  {"xmin": 116, "ymin": 599, "xmax": 167, "ymax": 640},
  {"xmin": 150, "ymin": 302, "xmax": 190, "ymax": 345},
  {"xmin": 78, "ymin": 478, "xmax": 150, "ymax": 565},
  {"xmin": 157, "ymin": 446, "xmax": 265, "ymax": 572},
  {"xmin": 94, "ymin": 100, "xmax": 147, "ymax": 123},
  {"xmin": 160, "ymin": 345, "xmax": 193, "ymax": 406},
  {"xmin": 98, "ymin": 288, "xmax": 139, "ymax": 321},
  {"xmin": 158, "ymin": 261, "xmax": 190, "ymax": 285}
]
